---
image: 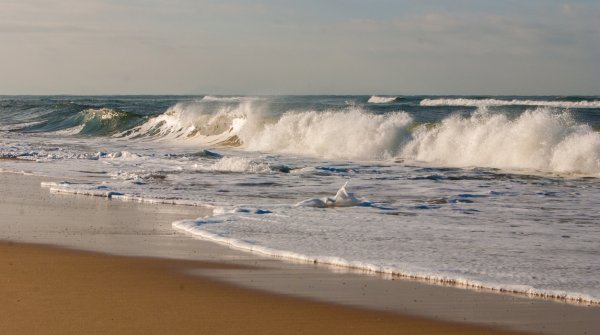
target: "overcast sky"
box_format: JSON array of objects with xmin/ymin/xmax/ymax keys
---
[{"xmin": 1, "ymin": 0, "xmax": 599, "ymax": 95}]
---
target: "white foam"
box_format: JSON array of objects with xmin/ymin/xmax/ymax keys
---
[
  {"xmin": 123, "ymin": 104, "xmax": 414, "ymax": 160},
  {"xmin": 119, "ymin": 101, "xmax": 253, "ymax": 145},
  {"xmin": 173, "ymin": 216, "xmax": 599, "ymax": 304},
  {"xmin": 51, "ymin": 124, "xmax": 85, "ymax": 135},
  {"xmin": 368, "ymin": 96, "xmax": 397, "ymax": 104},
  {"xmin": 40, "ymin": 181, "xmax": 217, "ymax": 208},
  {"xmin": 241, "ymin": 108, "xmax": 414, "ymax": 160},
  {"xmin": 0, "ymin": 120, "xmax": 46, "ymax": 131},
  {"xmin": 201, "ymin": 95, "xmax": 246, "ymax": 102},
  {"xmin": 41, "ymin": 181, "xmax": 124, "ymax": 198},
  {"xmin": 421, "ymin": 98, "xmax": 600, "ymax": 108},
  {"xmin": 199, "ymin": 156, "xmax": 273, "ymax": 174},
  {"xmin": 295, "ymin": 182, "xmax": 366, "ymax": 208},
  {"xmin": 82, "ymin": 108, "xmax": 128, "ymax": 120},
  {"xmin": 402, "ymin": 108, "xmax": 600, "ymax": 175}
]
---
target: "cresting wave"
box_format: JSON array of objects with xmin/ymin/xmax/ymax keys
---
[
  {"xmin": 119, "ymin": 102, "xmax": 600, "ymax": 175},
  {"xmin": 121, "ymin": 102, "xmax": 414, "ymax": 160},
  {"xmin": 421, "ymin": 98, "xmax": 600, "ymax": 108},
  {"xmin": 402, "ymin": 108, "xmax": 600, "ymax": 175},
  {"xmin": 21, "ymin": 108, "xmax": 142, "ymax": 136},
  {"xmin": 241, "ymin": 109, "xmax": 413, "ymax": 160},
  {"xmin": 119, "ymin": 102, "xmax": 252, "ymax": 145}
]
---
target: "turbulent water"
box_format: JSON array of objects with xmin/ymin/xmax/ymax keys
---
[{"xmin": 1, "ymin": 95, "xmax": 599, "ymax": 303}]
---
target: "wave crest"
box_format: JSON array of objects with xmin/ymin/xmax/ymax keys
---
[
  {"xmin": 402, "ymin": 108, "xmax": 600, "ymax": 175},
  {"xmin": 241, "ymin": 108, "xmax": 413, "ymax": 160},
  {"xmin": 119, "ymin": 102, "xmax": 252, "ymax": 145},
  {"xmin": 118, "ymin": 101, "xmax": 600, "ymax": 175},
  {"xmin": 19, "ymin": 108, "xmax": 140, "ymax": 136},
  {"xmin": 368, "ymin": 96, "xmax": 397, "ymax": 104},
  {"xmin": 420, "ymin": 98, "xmax": 600, "ymax": 108}
]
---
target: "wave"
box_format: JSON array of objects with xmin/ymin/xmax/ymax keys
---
[
  {"xmin": 241, "ymin": 108, "xmax": 413, "ymax": 160},
  {"xmin": 201, "ymin": 95, "xmax": 261, "ymax": 102},
  {"xmin": 368, "ymin": 96, "xmax": 397, "ymax": 104},
  {"xmin": 402, "ymin": 108, "xmax": 600, "ymax": 175},
  {"xmin": 173, "ymin": 213, "xmax": 598, "ymax": 304},
  {"xmin": 119, "ymin": 102, "xmax": 252, "ymax": 145},
  {"xmin": 420, "ymin": 98, "xmax": 600, "ymax": 108},
  {"xmin": 0, "ymin": 120, "xmax": 47, "ymax": 131},
  {"xmin": 118, "ymin": 101, "xmax": 600, "ymax": 175},
  {"xmin": 122, "ymin": 102, "xmax": 413, "ymax": 160},
  {"xmin": 201, "ymin": 95, "xmax": 243, "ymax": 102},
  {"xmin": 21, "ymin": 108, "xmax": 142, "ymax": 136}
]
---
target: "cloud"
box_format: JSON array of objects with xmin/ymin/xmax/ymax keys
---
[{"xmin": 0, "ymin": 1, "xmax": 598, "ymax": 94}]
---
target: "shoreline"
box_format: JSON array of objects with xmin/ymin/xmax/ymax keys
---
[
  {"xmin": 0, "ymin": 241, "xmax": 523, "ymax": 335},
  {"xmin": 1, "ymin": 171, "xmax": 599, "ymax": 334},
  {"xmin": 174, "ymin": 218, "xmax": 599, "ymax": 306}
]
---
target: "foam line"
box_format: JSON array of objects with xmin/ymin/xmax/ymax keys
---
[{"xmin": 421, "ymin": 98, "xmax": 600, "ymax": 108}]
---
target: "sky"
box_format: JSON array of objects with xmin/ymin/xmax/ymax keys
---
[{"xmin": 0, "ymin": 0, "xmax": 599, "ymax": 95}]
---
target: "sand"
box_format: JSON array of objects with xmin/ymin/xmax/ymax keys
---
[
  {"xmin": 0, "ymin": 242, "xmax": 522, "ymax": 335},
  {"xmin": 1, "ymin": 172, "xmax": 599, "ymax": 334}
]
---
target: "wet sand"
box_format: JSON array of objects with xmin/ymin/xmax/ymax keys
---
[
  {"xmin": 0, "ymin": 242, "xmax": 524, "ymax": 335},
  {"xmin": 1, "ymin": 172, "xmax": 599, "ymax": 334}
]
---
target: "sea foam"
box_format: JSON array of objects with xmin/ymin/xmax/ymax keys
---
[
  {"xmin": 124, "ymin": 102, "xmax": 599, "ymax": 175},
  {"xmin": 173, "ymin": 198, "xmax": 600, "ymax": 305},
  {"xmin": 421, "ymin": 98, "xmax": 600, "ymax": 108},
  {"xmin": 240, "ymin": 108, "xmax": 414, "ymax": 160},
  {"xmin": 368, "ymin": 96, "xmax": 397, "ymax": 103},
  {"xmin": 402, "ymin": 108, "xmax": 600, "ymax": 175}
]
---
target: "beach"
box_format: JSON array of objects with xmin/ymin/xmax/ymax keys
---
[
  {"xmin": 1, "ymin": 172, "xmax": 599, "ymax": 334},
  {"xmin": 1, "ymin": 242, "xmax": 525, "ymax": 335},
  {"xmin": 3, "ymin": 0, "xmax": 599, "ymax": 332}
]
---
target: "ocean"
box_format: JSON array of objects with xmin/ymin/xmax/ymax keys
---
[{"xmin": 1, "ymin": 95, "xmax": 599, "ymax": 303}]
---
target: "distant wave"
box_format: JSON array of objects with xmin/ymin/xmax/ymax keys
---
[
  {"xmin": 201, "ymin": 95, "xmax": 263, "ymax": 102},
  {"xmin": 368, "ymin": 96, "xmax": 397, "ymax": 104},
  {"xmin": 420, "ymin": 98, "xmax": 600, "ymax": 108}
]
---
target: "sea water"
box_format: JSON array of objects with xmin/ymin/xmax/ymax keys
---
[{"xmin": 1, "ymin": 95, "xmax": 599, "ymax": 303}]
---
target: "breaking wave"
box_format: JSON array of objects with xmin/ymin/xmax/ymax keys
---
[
  {"xmin": 119, "ymin": 102, "xmax": 254, "ymax": 146},
  {"xmin": 241, "ymin": 109, "xmax": 413, "ymax": 160},
  {"xmin": 368, "ymin": 96, "xmax": 397, "ymax": 104},
  {"xmin": 402, "ymin": 108, "xmax": 600, "ymax": 175},
  {"xmin": 121, "ymin": 102, "xmax": 414, "ymax": 160},
  {"xmin": 201, "ymin": 95, "xmax": 246, "ymax": 102},
  {"xmin": 117, "ymin": 101, "xmax": 600, "ymax": 175},
  {"xmin": 420, "ymin": 98, "xmax": 600, "ymax": 108}
]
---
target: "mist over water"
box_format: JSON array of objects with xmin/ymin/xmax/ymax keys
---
[{"xmin": 2, "ymin": 95, "xmax": 599, "ymax": 303}]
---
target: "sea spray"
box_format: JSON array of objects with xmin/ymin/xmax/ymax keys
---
[
  {"xmin": 241, "ymin": 108, "xmax": 414, "ymax": 160},
  {"xmin": 120, "ymin": 100, "xmax": 261, "ymax": 145},
  {"xmin": 402, "ymin": 108, "xmax": 600, "ymax": 175}
]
